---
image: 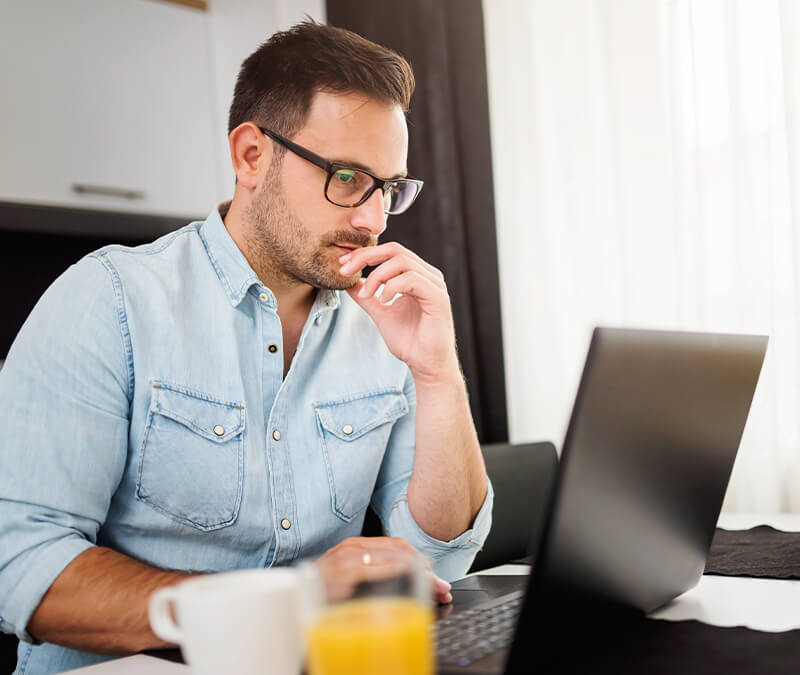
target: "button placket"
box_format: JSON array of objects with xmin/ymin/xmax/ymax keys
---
[
  {"xmin": 261, "ymin": 303, "xmax": 299, "ymax": 562},
  {"xmin": 266, "ymin": 410, "xmax": 297, "ymax": 558}
]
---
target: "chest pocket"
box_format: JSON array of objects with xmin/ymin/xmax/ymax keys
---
[
  {"xmin": 314, "ymin": 389, "xmax": 409, "ymax": 522},
  {"xmin": 137, "ymin": 382, "xmax": 246, "ymax": 531}
]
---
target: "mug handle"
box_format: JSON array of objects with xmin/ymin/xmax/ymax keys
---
[{"xmin": 148, "ymin": 586, "xmax": 183, "ymax": 645}]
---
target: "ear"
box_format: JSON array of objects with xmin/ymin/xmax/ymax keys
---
[{"xmin": 229, "ymin": 122, "xmax": 274, "ymax": 190}]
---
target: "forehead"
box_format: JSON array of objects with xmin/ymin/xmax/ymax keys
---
[{"xmin": 293, "ymin": 91, "xmax": 409, "ymax": 177}]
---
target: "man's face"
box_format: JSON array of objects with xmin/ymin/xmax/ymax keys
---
[{"xmin": 244, "ymin": 91, "xmax": 409, "ymax": 291}]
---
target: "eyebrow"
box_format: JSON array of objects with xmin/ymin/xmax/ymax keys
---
[{"xmin": 332, "ymin": 158, "xmax": 408, "ymax": 180}]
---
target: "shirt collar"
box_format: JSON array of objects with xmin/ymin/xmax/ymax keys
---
[
  {"xmin": 311, "ymin": 286, "xmax": 341, "ymax": 315},
  {"xmin": 199, "ymin": 202, "xmax": 261, "ymax": 307},
  {"xmin": 199, "ymin": 202, "xmax": 342, "ymax": 313}
]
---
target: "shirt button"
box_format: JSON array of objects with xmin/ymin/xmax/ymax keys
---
[
  {"xmin": 280, "ymin": 518, "xmax": 291, "ymax": 530},
  {"xmin": 272, "ymin": 430, "xmax": 281, "ymax": 441},
  {"xmin": 268, "ymin": 344, "xmax": 278, "ymax": 353},
  {"xmin": 259, "ymin": 293, "xmax": 268, "ymax": 302},
  {"xmin": 324, "ymin": 297, "xmax": 330, "ymax": 307},
  {"xmin": 213, "ymin": 425, "xmax": 225, "ymax": 436},
  {"xmin": 315, "ymin": 316, "xmax": 322, "ymax": 325},
  {"xmin": 342, "ymin": 424, "xmax": 354, "ymax": 435}
]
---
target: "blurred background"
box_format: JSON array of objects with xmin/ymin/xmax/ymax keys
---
[{"xmin": 1, "ymin": 0, "xmax": 797, "ymax": 513}]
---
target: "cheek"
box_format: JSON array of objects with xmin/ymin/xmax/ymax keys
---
[
  {"xmin": 280, "ymin": 168, "xmax": 345, "ymax": 231},
  {"xmin": 290, "ymin": 190, "xmax": 353, "ymax": 236}
]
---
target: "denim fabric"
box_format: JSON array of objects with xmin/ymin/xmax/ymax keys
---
[{"xmin": 0, "ymin": 206, "xmax": 493, "ymax": 674}]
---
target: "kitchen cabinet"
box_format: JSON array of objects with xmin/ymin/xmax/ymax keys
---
[{"xmin": 0, "ymin": 0, "xmax": 221, "ymax": 221}]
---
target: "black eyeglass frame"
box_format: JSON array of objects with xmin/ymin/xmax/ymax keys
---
[{"xmin": 259, "ymin": 127, "xmax": 424, "ymax": 215}]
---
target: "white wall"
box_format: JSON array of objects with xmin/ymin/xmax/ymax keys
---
[{"xmin": 207, "ymin": 0, "xmax": 326, "ymax": 202}]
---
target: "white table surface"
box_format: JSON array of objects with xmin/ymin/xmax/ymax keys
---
[
  {"xmin": 63, "ymin": 513, "xmax": 800, "ymax": 673},
  {"xmin": 648, "ymin": 512, "xmax": 800, "ymax": 631}
]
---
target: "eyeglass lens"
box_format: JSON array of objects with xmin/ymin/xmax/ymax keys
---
[{"xmin": 327, "ymin": 168, "xmax": 419, "ymax": 214}]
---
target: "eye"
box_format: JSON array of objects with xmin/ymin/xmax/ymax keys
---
[{"xmin": 333, "ymin": 169, "xmax": 357, "ymax": 184}]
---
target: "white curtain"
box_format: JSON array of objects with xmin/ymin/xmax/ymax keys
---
[{"xmin": 483, "ymin": 0, "xmax": 800, "ymax": 512}]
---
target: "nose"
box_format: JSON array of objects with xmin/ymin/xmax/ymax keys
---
[{"xmin": 350, "ymin": 188, "xmax": 387, "ymax": 237}]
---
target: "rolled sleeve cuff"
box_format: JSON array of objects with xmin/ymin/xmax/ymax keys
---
[
  {"xmin": 1, "ymin": 536, "xmax": 95, "ymax": 643},
  {"xmin": 388, "ymin": 480, "xmax": 494, "ymax": 582}
]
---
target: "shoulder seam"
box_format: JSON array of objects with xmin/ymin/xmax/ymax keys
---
[
  {"xmin": 88, "ymin": 252, "xmax": 135, "ymax": 401},
  {"xmin": 97, "ymin": 224, "xmax": 198, "ymax": 258}
]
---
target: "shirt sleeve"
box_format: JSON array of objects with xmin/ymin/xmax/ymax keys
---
[
  {"xmin": 0, "ymin": 253, "xmax": 132, "ymax": 642},
  {"xmin": 370, "ymin": 372, "xmax": 494, "ymax": 582}
]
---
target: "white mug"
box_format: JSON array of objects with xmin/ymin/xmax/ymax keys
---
[{"xmin": 148, "ymin": 567, "xmax": 320, "ymax": 675}]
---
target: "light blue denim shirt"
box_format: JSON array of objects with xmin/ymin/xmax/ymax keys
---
[{"xmin": 0, "ymin": 206, "xmax": 493, "ymax": 674}]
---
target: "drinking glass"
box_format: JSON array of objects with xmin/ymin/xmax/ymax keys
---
[{"xmin": 306, "ymin": 547, "xmax": 435, "ymax": 675}]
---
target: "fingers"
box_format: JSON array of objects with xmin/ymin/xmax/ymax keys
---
[
  {"xmin": 339, "ymin": 242, "xmax": 445, "ymax": 286},
  {"xmin": 315, "ymin": 537, "xmax": 451, "ymax": 603},
  {"xmin": 316, "ymin": 537, "xmax": 420, "ymax": 573},
  {"xmin": 374, "ymin": 271, "xmax": 442, "ymax": 305},
  {"xmin": 356, "ymin": 258, "xmax": 445, "ymax": 304},
  {"xmin": 433, "ymin": 574, "xmax": 453, "ymax": 605},
  {"xmin": 333, "ymin": 536, "xmax": 419, "ymax": 554}
]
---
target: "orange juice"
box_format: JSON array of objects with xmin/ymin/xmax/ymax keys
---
[{"xmin": 307, "ymin": 597, "xmax": 433, "ymax": 675}]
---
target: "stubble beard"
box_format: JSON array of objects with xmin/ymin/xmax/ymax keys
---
[{"xmin": 243, "ymin": 165, "xmax": 374, "ymax": 291}]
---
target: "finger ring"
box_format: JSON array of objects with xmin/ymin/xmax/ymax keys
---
[{"xmin": 362, "ymin": 552, "xmax": 372, "ymax": 565}]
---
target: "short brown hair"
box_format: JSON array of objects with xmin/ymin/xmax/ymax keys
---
[{"xmin": 228, "ymin": 20, "xmax": 415, "ymax": 139}]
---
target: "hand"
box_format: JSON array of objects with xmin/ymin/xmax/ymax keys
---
[
  {"xmin": 339, "ymin": 243, "xmax": 458, "ymax": 383},
  {"xmin": 314, "ymin": 536, "xmax": 453, "ymax": 605}
]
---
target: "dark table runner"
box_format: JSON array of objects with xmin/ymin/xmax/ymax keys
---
[
  {"xmin": 521, "ymin": 618, "xmax": 800, "ymax": 674},
  {"xmin": 706, "ymin": 525, "xmax": 800, "ymax": 579}
]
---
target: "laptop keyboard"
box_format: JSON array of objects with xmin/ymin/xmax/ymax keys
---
[{"xmin": 436, "ymin": 591, "xmax": 524, "ymax": 667}]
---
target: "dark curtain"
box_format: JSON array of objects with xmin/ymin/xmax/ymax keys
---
[{"xmin": 326, "ymin": 0, "xmax": 508, "ymax": 443}]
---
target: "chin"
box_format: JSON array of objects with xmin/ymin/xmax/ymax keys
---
[{"xmin": 312, "ymin": 272, "xmax": 361, "ymax": 291}]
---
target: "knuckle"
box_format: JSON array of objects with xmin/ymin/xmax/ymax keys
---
[{"xmin": 394, "ymin": 538, "xmax": 414, "ymax": 551}]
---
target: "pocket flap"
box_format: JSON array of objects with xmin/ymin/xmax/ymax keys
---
[
  {"xmin": 314, "ymin": 389, "xmax": 408, "ymax": 441},
  {"xmin": 150, "ymin": 382, "xmax": 245, "ymax": 442}
]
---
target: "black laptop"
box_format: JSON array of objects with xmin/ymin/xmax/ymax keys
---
[{"xmin": 436, "ymin": 327, "xmax": 768, "ymax": 674}]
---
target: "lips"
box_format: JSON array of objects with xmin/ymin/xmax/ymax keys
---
[{"xmin": 332, "ymin": 244, "xmax": 360, "ymax": 254}]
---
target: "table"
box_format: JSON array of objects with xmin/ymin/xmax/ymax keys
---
[{"xmin": 62, "ymin": 513, "xmax": 800, "ymax": 673}]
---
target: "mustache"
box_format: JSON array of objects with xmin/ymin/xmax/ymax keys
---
[{"xmin": 324, "ymin": 231, "xmax": 378, "ymax": 249}]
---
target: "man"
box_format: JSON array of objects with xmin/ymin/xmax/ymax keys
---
[{"xmin": 0, "ymin": 21, "xmax": 491, "ymax": 673}]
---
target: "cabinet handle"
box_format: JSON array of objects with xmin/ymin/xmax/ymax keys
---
[{"xmin": 71, "ymin": 184, "xmax": 145, "ymax": 200}]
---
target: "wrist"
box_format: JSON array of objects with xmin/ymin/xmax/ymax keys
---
[{"xmin": 410, "ymin": 358, "xmax": 465, "ymax": 391}]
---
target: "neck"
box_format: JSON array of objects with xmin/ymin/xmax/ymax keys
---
[{"xmin": 222, "ymin": 197, "xmax": 317, "ymax": 315}]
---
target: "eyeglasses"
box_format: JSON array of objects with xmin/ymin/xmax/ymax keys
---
[{"xmin": 259, "ymin": 127, "xmax": 424, "ymax": 215}]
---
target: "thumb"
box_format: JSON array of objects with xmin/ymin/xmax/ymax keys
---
[{"xmin": 430, "ymin": 571, "xmax": 452, "ymax": 605}]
